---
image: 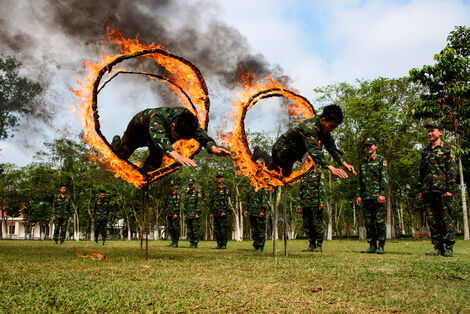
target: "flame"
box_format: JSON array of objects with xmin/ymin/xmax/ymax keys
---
[
  {"xmin": 72, "ymin": 27, "xmax": 209, "ymax": 188},
  {"xmin": 220, "ymin": 74, "xmax": 316, "ymax": 190}
]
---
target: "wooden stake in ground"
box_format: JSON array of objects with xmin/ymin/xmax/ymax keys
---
[
  {"xmin": 284, "ymin": 186, "xmax": 288, "ymax": 257},
  {"xmin": 272, "ymin": 187, "xmax": 278, "ymax": 257}
]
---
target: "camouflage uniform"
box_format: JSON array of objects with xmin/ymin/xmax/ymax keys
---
[
  {"xmin": 184, "ymin": 182, "xmax": 201, "ymax": 248},
  {"xmin": 269, "ymin": 117, "xmax": 345, "ymax": 176},
  {"xmin": 298, "ymin": 168, "xmax": 325, "ymax": 251},
  {"xmin": 358, "ymin": 152, "xmax": 388, "ymax": 251},
  {"xmin": 419, "ymin": 140, "xmax": 456, "ymax": 255},
  {"xmin": 210, "ymin": 183, "xmax": 230, "ymax": 249},
  {"xmin": 52, "ymin": 194, "xmax": 73, "ymax": 244},
  {"xmin": 93, "ymin": 196, "xmax": 110, "ymax": 243},
  {"xmin": 166, "ymin": 186, "xmax": 181, "ymax": 246},
  {"xmin": 114, "ymin": 107, "xmax": 217, "ymax": 170},
  {"xmin": 246, "ymin": 186, "xmax": 268, "ymax": 251}
]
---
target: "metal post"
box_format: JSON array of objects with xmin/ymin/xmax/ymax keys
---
[
  {"xmin": 272, "ymin": 187, "xmax": 278, "ymax": 257},
  {"xmin": 145, "ymin": 188, "xmax": 149, "ymax": 260},
  {"xmin": 284, "ymin": 186, "xmax": 288, "ymax": 257},
  {"xmin": 140, "ymin": 189, "xmax": 144, "ymax": 259}
]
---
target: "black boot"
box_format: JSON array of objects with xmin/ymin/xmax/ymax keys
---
[
  {"xmin": 111, "ymin": 135, "xmax": 121, "ymax": 152},
  {"xmin": 361, "ymin": 242, "xmax": 376, "ymax": 253},
  {"xmin": 303, "ymin": 242, "xmax": 316, "ymax": 252},
  {"xmin": 375, "ymin": 240, "xmax": 385, "ymax": 254},
  {"xmin": 252, "ymin": 146, "xmax": 272, "ymax": 167},
  {"xmin": 443, "ymin": 244, "xmax": 453, "ymax": 257},
  {"xmin": 426, "ymin": 244, "xmax": 444, "ymax": 256}
]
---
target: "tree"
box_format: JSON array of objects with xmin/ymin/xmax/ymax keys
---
[
  {"xmin": 409, "ymin": 25, "xmax": 470, "ymax": 240},
  {"xmin": 0, "ymin": 55, "xmax": 44, "ymax": 140}
]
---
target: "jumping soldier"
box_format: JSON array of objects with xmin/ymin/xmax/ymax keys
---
[
  {"xmin": 184, "ymin": 178, "xmax": 201, "ymax": 248},
  {"xmin": 419, "ymin": 122, "xmax": 457, "ymax": 257},
  {"xmin": 244, "ymin": 185, "xmax": 269, "ymax": 252},
  {"xmin": 296, "ymin": 167, "xmax": 325, "ymax": 252},
  {"xmin": 51, "ymin": 185, "xmax": 73, "ymax": 244},
  {"xmin": 166, "ymin": 180, "xmax": 181, "ymax": 248},
  {"xmin": 210, "ymin": 172, "xmax": 230, "ymax": 250},
  {"xmin": 92, "ymin": 190, "xmax": 110, "ymax": 245},
  {"xmin": 356, "ymin": 138, "xmax": 388, "ymax": 254}
]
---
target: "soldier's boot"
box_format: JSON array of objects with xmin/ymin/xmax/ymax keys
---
[
  {"xmin": 257, "ymin": 247, "xmax": 264, "ymax": 252},
  {"xmin": 102, "ymin": 241, "xmax": 106, "ymax": 246},
  {"xmin": 361, "ymin": 243, "xmax": 376, "ymax": 253},
  {"xmin": 54, "ymin": 240, "xmax": 58, "ymax": 245},
  {"xmin": 443, "ymin": 245, "xmax": 453, "ymax": 257},
  {"xmin": 220, "ymin": 245, "xmax": 227, "ymax": 250},
  {"xmin": 425, "ymin": 245, "xmax": 444, "ymax": 256},
  {"xmin": 193, "ymin": 243, "xmax": 198, "ymax": 249},
  {"xmin": 111, "ymin": 135, "xmax": 121, "ymax": 153},
  {"xmin": 315, "ymin": 242, "xmax": 323, "ymax": 252},
  {"xmin": 168, "ymin": 242, "xmax": 174, "ymax": 247},
  {"xmin": 252, "ymin": 146, "xmax": 273, "ymax": 167},
  {"xmin": 189, "ymin": 243, "xmax": 194, "ymax": 248},
  {"xmin": 302, "ymin": 242, "xmax": 316, "ymax": 252},
  {"xmin": 94, "ymin": 241, "xmax": 98, "ymax": 245},
  {"xmin": 212, "ymin": 244, "xmax": 221, "ymax": 249},
  {"xmin": 60, "ymin": 240, "xmax": 64, "ymax": 244},
  {"xmin": 251, "ymin": 246, "xmax": 258, "ymax": 252},
  {"xmin": 375, "ymin": 241, "xmax": 385, "ymax": 254}
]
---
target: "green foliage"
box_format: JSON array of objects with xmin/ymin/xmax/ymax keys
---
[{"xmin": 0, "ymin": 55, "xmax": 44, "ymax": 139}]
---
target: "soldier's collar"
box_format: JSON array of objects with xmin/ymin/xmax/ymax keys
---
[{"xmin": 368, "ymin": 152, "xmax": 376, "ymax": 162}]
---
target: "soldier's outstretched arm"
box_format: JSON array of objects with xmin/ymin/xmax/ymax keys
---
[{"xmin": 168, "ymin": 151, "xmax": 197, "ymax": 167}]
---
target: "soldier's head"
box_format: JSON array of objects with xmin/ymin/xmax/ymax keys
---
[
  {"xmin": 216, "ymin": 171, "xmax": 224, "ymax": 184},
  {"xmin": 425, "ymin": 121, "xmax": 442, "ymax": 142},
  {"xmin": 170, "ymin": 180, "xmax": 176, "ymax": 191},
  {"xmin": 59, "ymin": 185, "xmax": 67, "ymax": 194},
  {"xmin": 188, "ymin": 178, "xmax": 195, "ymax": 189},
  {"xmin": 319, "ymin": 104, "xmax": 343, "ymax": 134},
  {"xmin": 364, "ymin": 138, "xmax": 378, "ymax": 155},
  {"xmin": 99, "ymin": 190, "xmax": 106, "ymax": 199},
  {"xmin": 171, "ymin": 110, "xmax": 198, "ymax": 140}
]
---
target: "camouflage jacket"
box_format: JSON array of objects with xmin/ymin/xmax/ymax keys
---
[
  {"xmin": 210, "ymin": 184, "xmax": 230, "ymax": 216},
  {"xmin": 184, "ymin": 188, "xmax": 201, "ymax": 218},
  {"xmin": 419, "ymin": 142, "xmax": 456, "ymax": 194},
  {"xmin": 165, "ymin": 190, "xmax": 181, "ymax": 216},
  {"xmin": 52, "ymin": 194, "xmax": 73, "ymax": 219},
  {"xmin": 298, "ymin": 168, "xmax": 325, "ymax": 208},
  {"xmin": 93, "ymin": 197, "xmax": 110, "ymax": 221},
  {"xmin": 358, "ymin": 153, "xmax": 388, "ymax": 200},
  {"xmin": 133, "ymin": 107, "xmax": 217, "ymax": 156},
  {"xmin": 246, "ymin": 186, "xmax": 269, "ymax": 216},
  {"xmin": 273, "ymin": 116, "xmax": 345, "ymax": 168}
]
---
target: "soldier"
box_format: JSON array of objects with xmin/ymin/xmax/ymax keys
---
[
  {"xmin": 51, "ymin": 185, "xmax": 73, "ymax": 244},
  {"xmin": 244, "ymin": 185, "xmax": 268, "ymax": 252},
  {"xmin": 166, "ymin": 180, "xmax": 181, "ymax": 248},
  {"xmin": 210, "ymin": 172, "xmax": 230, "ymax": 249},
  {"xmin": 111, "ymin": 107, "xmax": 230, "ymax": 171},
  {"xmin": 296, "ymin": 167, "xmax": 325, "ymax": 252},
  {"xmin": 92, "ymin": 190, "xmax": 110, "ymax": 245},
  {"xmin": 184, "ymin": 178, "xmax": 201, "ymax": 248},
  {"xmin": 419, "ymin": 122, "xmax": 456, "ymax": 257},
  {"xmin": 356, "ymin": 138, "xmax": 388, "ymax": 254},
  {"xmin": 253, "ymin": 104, "xmax": 356, "ymax": 178}
]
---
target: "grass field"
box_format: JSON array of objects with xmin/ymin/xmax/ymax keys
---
[{"xmin": 1, "ymin": 239, "xmax": 469, "ymax": 312}]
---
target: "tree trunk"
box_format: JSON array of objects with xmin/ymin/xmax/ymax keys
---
[
  {"xmin": 386, "ymin": 161, "xmax": 393, "ymax": 239},
  {"xmin": 457, "ymin": 153, "xmax": 469, "ymax": 240},
  {"xmin": 327, "ymin": 171, "xmax": 333, "ymax": 240}
]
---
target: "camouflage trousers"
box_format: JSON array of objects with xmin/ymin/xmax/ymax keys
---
[
  {"xmin": 423, "ymin": 192, "xmax": 455, "ymax": 246},
  {"xmin": 252, "ymin": 145, "xmax": 295, "ymax": 177},
  {"xmin": 167, "ymin": 215, "xmax": 180, "ymax": 243},
  {"xmin": 186, "ymin": 217, "xmax": 200, "ymax": 244},
  {"xmin": 363, "ymin": 199, "xmax": 386, "ymax": 244},
  {"xmin": 116, "ymin": 118, "xmax": 163, "ymax": 171},
  {"xmin": 302, "ymin": 206, "xmax": 324, "ymax": 245},
  {"xmin": 249, "ymin": 215, "xmax": 266, "ymax": 248},
  {"xmin": 214, "ymin": 216, "xmax": 229, "ymax": 246},
  {"xmin": 94, "ymin": 219, "xmax": 107, "ymax": 241},
  {"xmin": 53, "ymin": 218, "xmax": 68, "ymax": 243}
]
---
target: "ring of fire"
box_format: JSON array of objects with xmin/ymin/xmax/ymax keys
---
[{"xmin": 225, "ymin": 86, "xmax": 317, "ymax": 190}]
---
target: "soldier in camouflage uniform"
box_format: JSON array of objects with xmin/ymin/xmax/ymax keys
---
[
  {"xmin": 418, "ymin": 122, "xmax": 457, "ymax": 257},
  {"xmin": 210, "ymin": 172, "xmax": 231, "ymax": 249},
  {"xmin": 244, "ymin": 186, "xmax": 268, "ymax": 252},
  {"xmin": 296, "ymin": 167, "xmax": 325, "ymax": 252},
  {"xmin": 253, "ymin": 104, "xmax": 356, "ymax": 178},
  {"xmin": 111, "ymin": 107, "xmax": 230, "ymax": 171},
  {"xmin": 356, "ymin": 138, "xmax": 388, "ymax": 254},
  {"xmin": 51, "ymin": 185, "xmax": 73, "ymax": 244},
  {"xmin": 92, "ymin": 190, "xmax": 110, "ymax": 245},
  {"xmin": 166, "ymin": 180, "xmax": 181, "ymax": 248},
  {"xmin": 184, "ymin": 178, "xmax": 201, "ymax": 248}
]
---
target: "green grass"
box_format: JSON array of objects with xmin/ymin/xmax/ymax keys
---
[{"xmin": 1, "ymin": 239, "xmax": 469, "ymax": 312}]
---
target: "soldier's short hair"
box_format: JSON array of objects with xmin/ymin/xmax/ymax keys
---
[
  {"xmin": 173, "ymin": 110, "xmax": 198, "ymax": 139},
  {"xmin": 99, "ymin": 190, "xmax": 106, "ymax": 194},
  {"xmin": 60, "ymin": 184, "xmax": 67, "ymax": 189},
  {"xmin": 321, "ymin": 104, "xmax": 343, "ymax": 124}
]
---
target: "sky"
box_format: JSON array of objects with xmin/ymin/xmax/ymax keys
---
[{"xmin": 0, "ymin": 0, "xmax": 469, "ymax": 166}]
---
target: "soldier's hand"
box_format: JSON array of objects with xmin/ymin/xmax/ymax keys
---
[
  {"xmin": 377, "ymin": 196, "xmax": 386, "ymax": 204},
  {"xmin": 221, "ymin": 212, "xmax": 226, "ymax": 217},
  {"xmin": 356, "ymin": 197, "xmax": 362, "ymax": 207},
  {"xmin": 328, "ymin": 165, "xmax": 348, "ymax": 179},
  {"xmin": 342, "ymin": 162, "xmax": 357, "ymax": 176},
  {"xmin": 173, "ymin": 214, "xmax": 178, "ymax": 220},
  {"xmin": 259, "ymin": 212, "xmax": 265, "ymax": 218},
  {"xmin": 418, "ymin": 193, "xmax": 423, "ymax": 201},
  {"xmin": 169, "ymin": 151, "xmax": 197, "ymax": 167},
  {"xmin": 195, "ymin": 214, "xmax": 200, "ymax": 219},
  {"xmin": 296, "ymin": 206, "xmax": 301, "ymax": 214},
  {"xmin": 210, "ymin": 146, "xmax": 231, "ymax": 157},
  {"xmin": 243, "ymin": 211, "xmax": 248, "ymax": 217},
  {"xmin": 319, "ymin": 204, "xmax": 325, "ymax": 210},
  {"xmin": 444, "ymin": 192, "xmax": 453, "ymax": 198}
]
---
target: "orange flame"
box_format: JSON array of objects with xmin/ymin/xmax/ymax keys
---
[
  {"xmin": 220, "ymin": 74, "xmax": 316, "ymax": 190},
  {"xmin": 72, "ymin": 27, "xmax": 209, "ymax": 188}
]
